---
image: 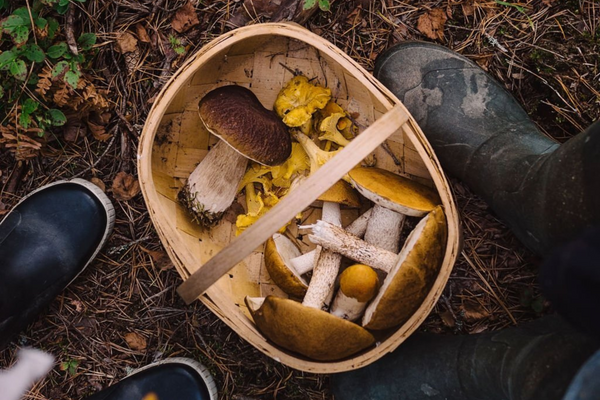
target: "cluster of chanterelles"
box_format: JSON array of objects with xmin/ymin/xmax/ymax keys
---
[{"xmin": 180, "ymin": 77, "xmax": 448, "ymax": 361}]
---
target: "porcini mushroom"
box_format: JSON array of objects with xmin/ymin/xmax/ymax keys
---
[
  {"xmin": 290, "ymin": 207, "xmax": 373, "ymax": 275},
  {"xmin": 304, "ymin": 206, "xmax": 448, "ymax": 330},
  {"xmin": 179, "ymin": 85, "xmax": 291, "ymax": 227},
  {"xmin": 330, "ymin": 264, "xmax": 379, "ymax": 321},
  {"xmin": 245, "ymin": 295, "xmax": 375, "ymax": 361},
  {"xmin": 348, "ymin": 167, "xmax": 441, "ymax": 253},
  {"xmin": 264, "ymin": 233, "xmax": 308, "ymax": 299},
  {"xmin": 362, "ymin": 206, "xmax": 447, "ymax": 330}
]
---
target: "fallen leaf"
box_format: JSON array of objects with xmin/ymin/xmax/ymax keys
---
[
  {"xmin": 243, "ymin": 0, "xmax": 281, "ymax": 18},
  {"xmin": 171, "ymin": 2, "xmax": 200, "ymax": 33},
  {"xmin": 90, "ymin": 177, "xmax": 106, "ymax": 192},
  {"xmin": 469, "ymin": 323, "xmax": 489, "ymax": 334},
  {"xmin": 461, "ymin": 300, "xmax": 490, "ymax": 322},
  {"xmin": 64, "ymin": 119, "xmax": 85, "ymax": 143},
  {"xmin": 141, "ymin": 247, "xmax": 173, "ymax": 270},
  {"xmin": 136, "ymin": 23, "xmax": 151, "ymax": 43},
  {"xmin": 462, "ymin": 1, "xmax": 475, "ymax": 17},
  {"xmin": 417, "ymin": 8, "xmax": 447, "ymax": 41},
  {"xmin": 124, "ymin": 332, "xmax": 147, "ymax": 350},
  {"xmin": 112, "ymin": 172, "xmax": 140, "ymax": 201},
  {"xmin": 70, "ymin": 300, "xmax": 84, "ymax": 312},
  {"xmin": 439, "ymin": 309, "xmax": 455, "ymax": 328},
  {"xmin": 115, "ymin": 31, "xmax": 138, "ymax": 54},
  {"xmin": 87, "ymin": 121, "xmax": 112, "ymax": 141}
]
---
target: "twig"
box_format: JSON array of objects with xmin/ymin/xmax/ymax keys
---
[{"xmin": 65, "ymin": 5, "xmax": 78, "ymax": 55}]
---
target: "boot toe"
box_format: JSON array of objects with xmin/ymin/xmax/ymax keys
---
[
  {"xmin": 84, "ymin": 359, "xmax": 218, "ymax": 400},
  {"xmin": 0, "ymin": 179, "xmax": 114, "ymax": 348}
]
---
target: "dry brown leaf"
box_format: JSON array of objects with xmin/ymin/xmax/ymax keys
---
[
  {"xmin": 462, "ymin": 1, "xmax": 475, "ymax": 17},
  {"xmin": 124, "ymin": 332, "xmax": 147, "ymax": 350},
  {"xmin": 461, "ymin": 300, "xmax": 490, "ymax": 322},
  {"xmin": 135, "ymin": 23, "xmax": 151, "ymax": 43},
  {"xmin": 90, "ymin": 177, "xmax": 106, "ymax": 192},
  {"xmin": 112, "ymin": 172, "xmax": 140, "ymax": 201},
  {"xmin": 64, "ymin": 119, "xmax": 85, "ymax": 143},
  {"xmin": 87, "ymin": 121, "xmax": 111, "ymax": 141},
  {"xmin": 141, "ymin": 247, "xmax": 173, "ymax": 270},
  {"xmin": 417, "ymin": 8, "xmax": 447, "ymax": 41},
  {"xmin": 171, "ymin": 2, "xmax": 200, "ymax": 33},
  {"xmin": 70, "ymin": 300, "xmax": 84, "ymax": 313},
  {"xmin": 115, "ymin": 32, "xmax": 138, "ymax": 54},
  {"xmin": 439, "ymin": 309, "xmax": 455, "ymax": 328}
]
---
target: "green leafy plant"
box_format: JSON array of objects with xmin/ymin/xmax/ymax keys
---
[
  {"xmin": 303, "ymin": 0, "xmax": 330, "ymax": 12},
  {"xmin": 60, "ymin": 358, "xmax": 79, "ymax": 376},
  {"xmin": 168, "ymin": 34, "xmax": 186, "ymax": 55},
  {"xmin": 0, "ymin": 0, "xmax": 106, "ymax": 159}
]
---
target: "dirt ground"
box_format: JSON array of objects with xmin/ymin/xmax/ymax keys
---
[{"xmin": 0, "ymin": 1, "xmax": 598, "ymax": 399}]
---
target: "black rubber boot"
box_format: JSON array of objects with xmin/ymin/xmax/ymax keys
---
[
  {"xmin": 0, "ymin": 179, "xmax": 115, "ymax": 349},
  {"xmin": 330, "ymin": 315, "xmax": 600, "ymax": 400},
  {"xmin": 83, "ymin": 358, "xmax": 218, "ymax": 400},
  {"xmin": 374, "ymin": 41, "xmax": 600, "ymax": 257}
]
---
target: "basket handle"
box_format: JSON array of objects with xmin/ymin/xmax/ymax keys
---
[{"xmin": 177, "ymin": 104, "xmax": 410, "ymax": 304}]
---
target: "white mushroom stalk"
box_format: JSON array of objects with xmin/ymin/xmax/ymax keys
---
[
  {"xmin": 348, "ymin": 166, "xmax": 442, "ymax": 253},
  {"xmin": 330, "ymin": 264, "xmax": 379, "ymax": 322},
  {"xmin": 180, "ymin": 85, "xmax": 292, "ymax": 228},
  {"xmin": 179, "ymin": 140, "xmax": 248, "ymax": 226},
  {"xmin": 302, "ymin": 201, "xmax": 343, "ymax": 310},
  {"xmin": 363, "ymin": 205, "xmax": 405, "ymax": 253},
  {"xmin": 306, "ymin": 220, "xmax": 398, "ymax": 273},
  {"xmin": 291, "ymin": 207, "xmax": 373, "ymax": 275}
]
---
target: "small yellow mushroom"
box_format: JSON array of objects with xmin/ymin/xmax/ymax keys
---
[{"xmin": 274, "ymin": 75, "xmax": 331, "ymax": 127}]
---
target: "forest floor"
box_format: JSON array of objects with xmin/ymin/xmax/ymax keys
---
[{"xmin": 0, "ymin": 1, "xmax": 599, "ymax": 399}]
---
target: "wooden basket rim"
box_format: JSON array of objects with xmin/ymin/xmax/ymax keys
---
[{"xmin": 138, "ymin": 22, "xmax": 462, "ymax": 373}]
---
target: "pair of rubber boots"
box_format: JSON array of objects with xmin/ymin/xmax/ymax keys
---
[
  {"xmin": 0, "ymin": 180, "xmax": 217, "ymax": 399},
  {"xmin": 331, "ymin": 42, "xmax": 600, "ymax": 400}
]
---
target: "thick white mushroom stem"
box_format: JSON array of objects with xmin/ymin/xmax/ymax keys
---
[
  {"xmin": 307, "ymin": 220, "xmax": 397, "ymax": 273},
  {"xmin": 331, "ymin": 264, "xmax": 379, "ymax": 322},
  {"xmin": 291, "ymin": 207, "xmax": 373, "ymax": 275},
  {"xmin": 179, "ymin": 140, "xmax": 248, "ymax": 226},
  {"xmin": 364, "ymin": 205, "xmax": 405, "ymax": 253},
  {"xmin": 302, "ymin": 202, "xmax": 342, "ymax": 310}
]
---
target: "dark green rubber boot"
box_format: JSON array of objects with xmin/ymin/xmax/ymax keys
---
[
  {"xmin": 374, "ymin": 41, "xmax": 600, "ymax": 256},
  {"xmin": 330, "ymin": 315, "xmax": 599, "ymax": 400}
]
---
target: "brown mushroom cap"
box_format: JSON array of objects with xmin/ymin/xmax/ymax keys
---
[
  {"xmin": 264, "ymin": 234, "xmax": 308, "ymax": 299},
  {"xmin": 362, "ymin": 205, "xmax": 447, "ymax": 330},
  {"xmin": 246, "ymin": 296, "xmax": 375, "ymax": 361},
  {"xmin": 199, "ymin": 85, "xmax": 292, "ymax": 166},
  {"xmin": 348, "ymin": 167, "xmax": 441, "ymax": 217},
  {"xmin": 317, "ymin": 180, "xmax": 361, "ymax": 208}
]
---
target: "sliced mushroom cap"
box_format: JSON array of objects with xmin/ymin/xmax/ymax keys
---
[
  {"xmin": 348, "ymin": 167, "xmax": 440, "ymax": 217},
  {"xmin": 199, "ymin": 85, "xmax": 292, "ymax": 166},
  {"xmin": 246, "ymin": 296, "xmax": 375, "ymax": 361},
  {"xmin": 317, "ymin": 180, "xmax": 361, "ymax": 208},
  {"xmin": 264, "ymin": 234, "xmax": 308, "ymax": 299},
  {"xmin": 362, "ymin": 205, "xmax": 447, "ymax": 330}
]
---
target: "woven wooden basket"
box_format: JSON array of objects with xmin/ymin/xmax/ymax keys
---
[{"xmin": 138, "ymin": 23, "xmax": 461, "ymax": 373}]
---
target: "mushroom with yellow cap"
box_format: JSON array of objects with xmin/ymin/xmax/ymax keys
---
[
  {"xmin": 304, "ymin": 206, "xmax": 448, "ymax": 330},
  {"xmin": 330, "ymin": 264, "xmax": 379, "ymax": 322},
  {"xmin": 348, "ymin": 167, "xmax": 441, "ymax": 253},
  {"xmin": 245, "ymin": 295, "xmax": 375, "ymax": 361}
]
